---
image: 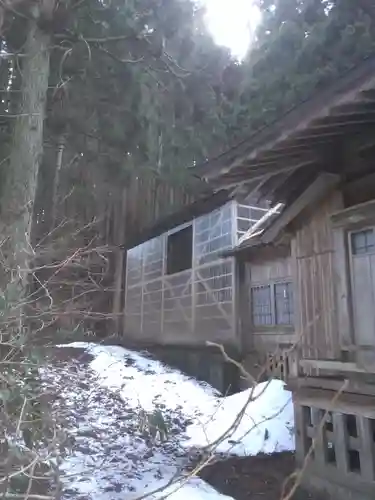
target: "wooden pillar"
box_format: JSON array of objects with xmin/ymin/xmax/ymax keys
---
[
  {"xmin": 332, "ymin": 412, "xmax": 349, "ymax": 473},
  {"xmin": 358, "ymin": 416, "xmax": 375, "ymax": 481},
  {"xmin": 294, "ymin": 402, "xmax": 307, "ymax": 464},
  {"xmin": 311, "ymin": 407, "xmax": 327, "ymax": 467}
]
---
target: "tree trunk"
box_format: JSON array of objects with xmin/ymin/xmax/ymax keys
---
[
  {"xmin": 0, "ymin": 17, "xmax": 51, "ymax": 299},
  {"xmin": 112, "ymin": 188, "xmax": 127, "ymax": 334}
]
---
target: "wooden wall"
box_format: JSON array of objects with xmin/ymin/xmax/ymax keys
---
[
  {"xmin": 292, "ymin": 190, "xmax": 343, "ymax": 361},
  {"xmin": 123, "ymin": 174, "xmax": 197, "ymax": 243},
  {"xmin": 250, "ymin": 255, "xmax": 293, "ymax": 283},
  {"xmin": 239, "ymin": 189, "xmax": 348, "ymax": 383},
  {"xmin": 238, "ymin": 247, "xmax": 296, "ymax": 385}
]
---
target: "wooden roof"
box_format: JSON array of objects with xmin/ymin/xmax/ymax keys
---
[{"xmin": 196, "ymin": 55, "xmax": 375, "ymax": 204}]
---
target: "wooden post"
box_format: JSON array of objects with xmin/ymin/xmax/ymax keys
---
[
  {"xmin": 294, "ymin": 402, "xmax": 307, "ymax": 464},
  {"xmin": 358, "ymin": 416, "xmax": 375, "ymax": 481},
  {"xmin": 332, "ymin": 227, "xmax": 353, "ymax": 349},
  {"xmin": 332, "ymin": 412, "xmax": 349, "ymax": 473},
  {"xmin": 311, "ymin": 407, "xmax": 327, "ymax": 467}
]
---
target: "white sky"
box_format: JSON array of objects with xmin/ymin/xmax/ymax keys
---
[{"xmin": 203, "ymin": 0, "xmax": 261, "ymax": 59}]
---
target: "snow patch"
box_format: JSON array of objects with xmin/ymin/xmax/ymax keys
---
[
  {"xmin": 66, "ymin": 342, "xmax": 218, "ymax": 415},
  {"xmin": 185, "ymin": 380, "xmax": 294, "ymax": 455},
  {"xmin": 51, "ymin": 342, "xmax": 295, "ymax": 500}
]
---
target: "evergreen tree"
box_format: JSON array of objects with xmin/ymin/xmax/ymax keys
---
[{"xmin": 226, "ymin": 0, "xmax": 375, "ymax": 143}]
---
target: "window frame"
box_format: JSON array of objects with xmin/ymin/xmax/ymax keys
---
[
  {"xmin": 347, "ymin": 224, "xmax": 375, "ymax": 356},
  {"xmin": 166, "ymin": 224, "xmax": 193, "ymax": 276},
  {"xmin": 274, "ymin": 281, "xmax": 294, "ymax": 326},
  {"xmin": 349, "ymin": 226, "xmax": 375, "ymax": 257},
  {"xmin": 251, "ymin": 284, "xmax": 273, "ymax": 326},
  {"xmin": 250, "ymin": 279, "xmax": 294, "ymax": 328}
]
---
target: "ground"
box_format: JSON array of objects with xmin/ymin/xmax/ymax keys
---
[
  {"xmin": 199, "ymin": 453, "xmax": 319, "ymax": 500},
  {"xmin": 37, "ymin": 343, "xmax": 298, "ymax": 500}
]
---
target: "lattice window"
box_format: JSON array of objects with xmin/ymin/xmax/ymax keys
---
[
  {"xmin": 195, "ymin": 261, "xmax": 233, "ymax": 306},
  {"xmin": 351, "ymin": 228, "xmax": 375, "ymax": 255},
  {"xmin": 194, "ymin": 204, "xmax": 232, "ymax": 265},
  {"xmin": 126, "ymin": 246, "xmax": 143, "ymax": 287},
  {"xmin": 251, "ymin": 281, "xmax": 294, "ymax": 326},
  {"xmin": 143, "ymin": 236, "xmax": 164, "ymax": 281},
  {"xmin": 275, "ymin": 282, "xmax": 294, "ymax": 325},
  {"xmin": 251, "ymin": 285, "xmax": 272, "ymax": 325}
]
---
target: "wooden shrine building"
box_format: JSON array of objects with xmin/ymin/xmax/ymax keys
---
[
  {"xmin": 123, "ymin": 186, "xmax": 273, "ymax": 392},
  {"xmin": 123, "ymin": 54, "xmax": 375, "ymax": 500},
  {"xmin": 194, "ymin": 55, "xmax": 375, "ymax": 500}
]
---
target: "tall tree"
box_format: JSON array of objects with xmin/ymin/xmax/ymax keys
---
[
  {"xmin": 0, "ymin": 2, "xmax": 54, "ymax": 306},
  {"xmin": 0, "ymin": 0, "xmax": 243, "ymax": 339},
  {"xmin": 29, "ymin": 0, "xmax": 240, "ymax": 242}
]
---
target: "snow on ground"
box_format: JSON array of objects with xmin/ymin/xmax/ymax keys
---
[
  {"xmin": 69, "ymin": 342, "xmax": 219, "ymax": 415},
  {"xmin": 185, "ymin": 380, "xmax": 294, "ymax": 456},
  {"xmin": 42, "ymin": 342, "xmax": 294, "ymax": 500}
]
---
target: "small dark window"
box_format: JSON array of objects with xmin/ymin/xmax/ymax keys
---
[
  {"xmin": 275, "ymin": 282, "xmax": 294, "ymax": 325},
  {"xmin": 348, "ymin": 449, "xmax": 361, "ymax": 473},
  {"xmin": 251, "ymin": 285, "xmax": 272, "ymax": 325},
  {"xmin": 166, "ymin": 226, "xmax": 193, "ymax": 275},
  {"xmin": 345, "ymin": 414, "xmax": 358, "ymax": 438},
  {"xmin": 326, "ymin": 440, "xmax": 337, "ymax": 465},
  {"xmin": 324, "ymin": 411, "xmax": 334, "ymax": 433},
  {"xmin": 351, "ymin": 229, "xmax": 375, "ymax": 255},
  {"xmin": 302, "ymin": 406, "xmax": 312, "ymax": 427}
]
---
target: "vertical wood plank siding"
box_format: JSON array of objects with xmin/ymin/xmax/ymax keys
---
[{"xmin": 293, "ymin": 191, "xmax": 343, "ymax": 360}]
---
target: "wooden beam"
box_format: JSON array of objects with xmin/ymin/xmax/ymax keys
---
[
  {"xmin": 331, "ymin": 101, "xmax": 375, "ymax": 115},
  {"xmin": 271, "ymin": 136, "xmax": 338, "ymax": 150},
  {"xmin": 299, "ymin": 358, "xmax": 375, "ymax": 374},
  {"xmin": 270, "ymin": 166, "xmax": 317, "ymax": 205},
  {"xmin": 257, "ymin": 171, "xmax": 295, "ymax": 201},
  {"xmin": 308, "ymin": 118, "xmax": 375, "ymax": 130},
  {"xmin": 293, "ymin": 388, "xmax": 375, "ymax": 419},
  {"xmin": 287, "ymin": 376, "xmax": 375, "ymax": 397},
  {"xmin": 282, "ymin": 130, "xmax": 355, "ymax": 144},
  {"xmin": 209, "ymin": 159, "xmax": 317, "ymax": 190},
  {"xmin": 256, "ymin": 148, "xmax": 322, "ymax": 161},
  {"xmin": 280, "ymin": 132, "xmax": 347, "ymax": 145},
  {"xmin": 330, "ymin": 198, "xmax": 375, "ymax": 228},
  {"xmin": 313, "ymin": 112, "xmax": 375, "ymax": 125},
  {"xmin": 231, "ymin": 176, "xmax": 273, "ymax": 201},
  {"xmin": 260, "ymin": 172, "xmax": 340, "ymax": 244},
  {"xmin": 228, "ymin": 151, "xmax": 316, "ymax": 171}
]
